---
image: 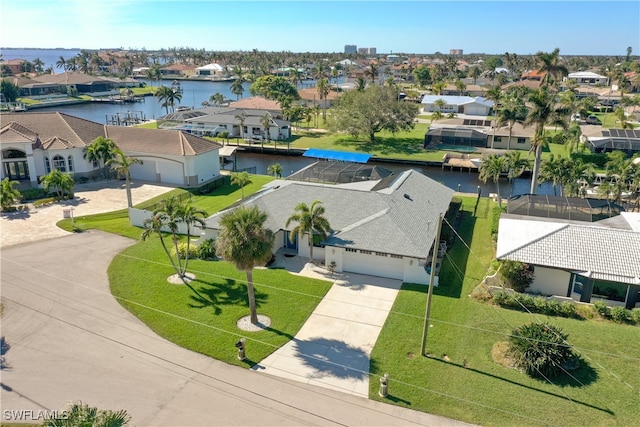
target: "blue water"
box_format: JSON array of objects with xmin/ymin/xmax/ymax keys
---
[{"xmin": 1, "ymin": 48, "xmax": 81, "ymax": 72}]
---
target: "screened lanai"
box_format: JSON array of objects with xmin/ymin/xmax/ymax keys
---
[
  {"xmin": 288, "ymin": 161, "xmax": 394, "ymax": 184},
  {"xmin": 424, "ymin": 127, "xmax": 488, "ymax": 149},
  {"xmin": 507, "ymin": 194, "xmax": 623, "ymax": 222}
]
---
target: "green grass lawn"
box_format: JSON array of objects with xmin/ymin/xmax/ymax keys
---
[
  {"xmin": 369, "ymin": 196, "xmax": 640, "ymax": 427},
  {"xmin": 109, "ymin": 240, "xmax": 332, "ymax": 366},
  {"xmin": 57, "ymin": 175, "xmax": 274, "ymax": 238}
]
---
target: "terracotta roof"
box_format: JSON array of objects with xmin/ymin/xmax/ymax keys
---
[
  {"xmin": 521, "ymin": 70, "xmax": 547, "ymax": 80},
  {"xmin": 0, "ymin": 112, "xmax": 104, "ymax": 149},
  {"xmin": 298, "ymin": 88, "xmax": 341, "ymax": 101},
  {"xmin": 0, "ymin": 121, "xmax": 40, "ymax": 147},
  {"xmin": 105, "ymin": 126, "xmax": 221, "ymax": 156},
  {"xmin": 501, "ymin": 79, "xmax": 544, "ymax": 90},
  {"xmin": 229, "ymin": 96, "xmax": 282, "ymax": 111}
]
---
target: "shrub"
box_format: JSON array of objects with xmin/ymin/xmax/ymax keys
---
[
  {"xmin": 593, "ymin": 301, "xmax": 609, "ymax": 317},
  {"xmin": 544, "ymin": 300, "xmax": 562, "ymax": 316},
  {"xmin": 631, "ymin": 309, "xmax": 640, "ymax": 325},
  {"xmin": 507, "ymin": 322, "xmax": 576, "ymax": 379},
  {"xmin": 172, "ymin": 242, "xmax": 199, "ymax": 260},
  {"xmin": 33, "ymin": 197, "xmax": 57, "ymax": 208},
  {"xmin": 501, "ymin": 260, "xmax": 535, "ymax": 292},
  {"xmin": 490, "ymin": 205, "xmax": 506, "ymax": 238},
  {"xmin": 196, "ymin": 239, "xmax": 216, "ymax": 260},
  {"xmin": 610, "ymin": 306, "xmax": 629, "ymax": 323},
  {"xmin": 533, "ymin": 296, "xmax": 548, "ymax": 313},
  {"xmin": 20, "ymin": 188, "xmax": 48, "ymax": 201},
  {"xmin": 492, "ymin": 290, "xmax": 511, "ymax": 306},
  {"xmin": 559, "ymin": 302, "xmax": 577, "ymax": 318}
]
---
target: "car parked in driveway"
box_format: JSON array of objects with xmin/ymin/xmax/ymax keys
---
[{"xmin": 586, "ymin": 115, "xmax": 602, "ymax": 125}]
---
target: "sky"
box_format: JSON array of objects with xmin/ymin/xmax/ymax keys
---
[{"xmin": 1, "ymin": 0, "xmax": 638, "ymax": 56}]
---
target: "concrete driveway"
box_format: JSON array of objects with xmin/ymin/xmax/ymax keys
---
[
  {"xmin": 0, "ymin": 180, "xmax": 173, "ymax": 248},
  {"xmin": 0, "ymin": 232, "xmax": 471, "ymax": 426}
]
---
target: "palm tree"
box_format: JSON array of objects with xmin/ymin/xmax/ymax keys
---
[
  {"xmin": 479, "ymin": 155, "xmax": 506, "ymax": 207},
  {"xmin": 209, "ymin": 92, "xmax": 225, "ymax": 106},
  {"xmin": 525, "ymin": 87, "xmax": 568, "ymax": 194},
  {"xmin": 431, "ymin": 81, "xmax": 445, "ymax": 95},
  {"xmin": 433, "ymin": 98, "xmax": 447, "ymax": 112},
  {"xmin": 84, "ymin": 136, "xmax": 117, "ymax": 178},
  {"xmin": 43, "ymin": 401, "xmax": 130, "ymax": 427},
  {"xmin": 539, "ymin": 155, "xmax": 565, "ymax": 196},
  {"xmin": 39, "ymin": 169, "xmax": 74, "ymax": 200},
  {"xmin": 177, "ymin": 199, "xmax": 208, "ymax": 276},
  {"xmin": 355, "ymin": 76, "xmax": 367, "ymax": 92},
  {"xmin": 536, "ymin": 48, "xmax": 568, "ymax": 86},
  {"xmin": 614, "ymin": 107, "xmax": 633, "ymax": 129},
  {"xmin": 455, "ymin": 79, "xmax": 466, "ymax": 96},
  {"xmin": 267, "ymin": 163, "xmax": 283, "ymax": 178},
  {"xmin": 55, "ymin": 55, "xmax": 67, "ymax": 71},
  {"xmin": 317, "ymin": 78, "xmax": 330, "ymax": 122},
  {"xmin": 285, "ymin": 200, "xmax": 331, "ymax": 264},
  {"xmin": 142, "ymin": 211, "xmax": 180, "ymax": 276},
  {"xmin": 215, "ymin": 206, "xmax": 275, "ymax": 324},
  {"xmin": 504, "ymin": 151, "xmax": 530, "ymax": 185},
  {"xmin": 106, "ymin": 149, "xmax": 143, "ymax": 208},
  {"xmin": 1, "ymin": 177, "xmax": 21, "ymax": 211},
  {"xmin": 430, "ymin": 110, "xmax": 444, "ymax": 123},
  {"xmin": 260, "ymin": 113, "xmax": 272, "ymax": 150},
  {"xmin": 235, "ymin": 111, "xmax": 247, "ymax": 140},
  {"xmin": 231, "ymin": 78, "xmax": 245, "ymax": 100},
  {"xmin": 469, "ymin": 66, "xmax": 482, "ymax": 85},
  {"xmin": 231, "ymin": 171, "xmax": 252, "ymax": 199},
  {"xmin": 364, "ymin": 63, "xmax": 378, "ymax": 84},
  {"xmin": 155, "ymin": 85, "xmax": 182, "ymax": 114},
  {"xmin": 495, "ymin": 99, "xmax": 527, "ymax": 150}
]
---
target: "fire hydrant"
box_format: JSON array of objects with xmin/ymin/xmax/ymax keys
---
[
  {"xmin": 379, "ymin": 373, "xmax": 390, "ymax": 397},
  {"xmin": 235, "ymin": 338, "xmax": 246, "ymax": 361}
]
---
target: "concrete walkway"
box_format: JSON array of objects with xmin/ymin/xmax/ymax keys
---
[{"xmin": 257, "ymin": 252, "xmax": 402, "ymax": 397}]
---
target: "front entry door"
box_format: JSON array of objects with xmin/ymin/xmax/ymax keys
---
[
  {"xmin": 3, "ymin": 161, "xmax": 30, "ymax": 180},
  {"xmin": 285, "ymin": 231, "xmax": 298, "ymax": 250}
]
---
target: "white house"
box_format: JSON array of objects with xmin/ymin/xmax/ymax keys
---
[
  {"xmin": 1, "ymin": 112, "xmax": 222, "ymax": 187},
  {"xmin": 496, "ymin": 213, "xmax": 640, "ymax": 309},
  {"xmin": 195, "ymin": 63, "xmax": 225, "ymax": 77},
  {"xmin": 202, "ymin": 167, "xmax": 454, "ymax": 285},
  {"xmin": 566, "ymin": 71, "xmax": 608, "ymax": 86},
  {"xmin": 421, "ymin": 95, "xmax": 494, "ymax": 116}
]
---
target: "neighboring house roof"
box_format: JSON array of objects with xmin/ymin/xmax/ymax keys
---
[
  {"xmin": 298, "ymin": 88, "xmax": 341, "ymax": 101},
  {"xmin": 497, "ymin": 216, "xmax": 640, "ymax": 285},
  {"xmin": 421, "ymin": 95, "xmax": 493, "ymax": 108},
  {"xmin": 206, "ymin": 169, "xmax": 454, "ymax": 259},
  {"xmin": 104, "ymin": 126, "xmax": 221, "ymax": 156},
  {"xmin": 196, "ymin": 63, "xmax": 224, "ymax": 71},
  {"xmin": 568, "ymin": 71, "xmax": 607, "ymax": 79},
  {"xmin": 501, "ymin": 79, "xmax": 544, "ymax": 90},
  {"xmin": 0, "ymin": 121, "xmax": 40, "ymax": 147},
  {"xmin": 1, "ymin": 112, "xmax": 105, "ymax": 149},
  {"xmin": 229, "ymin": 97, "xmax": 282, "ymax": 111},
  {"xmin": 521, "ymin": 70, "xmax": 547, "ymax": 80}
]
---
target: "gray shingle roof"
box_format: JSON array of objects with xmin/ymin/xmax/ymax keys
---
[
  {"xmin": 497, "ymin": 218, "xmax": 640, "ymax": 284},
  {"xmin": 207, "ymin": 169, "xmax": 454, "ymax": 258}
]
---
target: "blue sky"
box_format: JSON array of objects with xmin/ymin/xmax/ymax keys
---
[{"xmin": 1, "ymin": 0, "xmax": 638, "ymax": 55}]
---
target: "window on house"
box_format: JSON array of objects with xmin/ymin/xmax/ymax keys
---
[
  {"xmin": 44, "ymin": 157, "xmax": 51, "ymax": 173},
  {"xmin": 517, "ymin": 137, "xmax": 526, "ymax": 144},
  {"xmin": 390, "ymin": 254, "xmax": 403, "ymax": 259},
  {"xmin": 375, "ymin": 252, "xmax": 388, "ymax": 257},
  {"xmin": 494, "ymin": 136, "xmax": 502, "ymax": 143},
  {"xmin": 360, "ymin": 250, "xmax": 372, "ymax": 255},
  {"xmin": 67, "ymin": 155, "xmax": 74, "ymax": 172},
  {"xmin": 345, "ymin": 248, "xmax": 357, "ymax": 253},
  {"xmin": 52, "ymin": 155, "xmax": 66, "ymax": 172}
]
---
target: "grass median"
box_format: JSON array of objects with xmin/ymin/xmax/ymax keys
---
[{"xmin": 369, "ymin": 196, "xmax": 640, "ymax": 427}]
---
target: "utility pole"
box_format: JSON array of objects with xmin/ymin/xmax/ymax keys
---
[{"xmin": 421, "ymin": 212, "xmax": 443, "ymax": 356}]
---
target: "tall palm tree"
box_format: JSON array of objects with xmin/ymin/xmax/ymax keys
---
[
  {"xmin": 364, "ymin": 63, "xmax": 378, "ymax": 84},
  {"xmin": 316, "ymin": 78, "xmax": 330, "ymax": 122},
  {"xmin": 260, "ymin": 113, "xmax": 272, "ymax": 150},
  {"xmin": 355, "ymin": 76, "xmax": 367, "ymax": 92},
  {"xmin": 285, "ymin": 200, "xmax": 331, "ymax": 264},
  {"xmin": 231, "ymin": 171, "xmax": 252, "ymax": 199},
  {"xmin": 209, "ymin": 92, "xmax": 225, "ymax": 106},
  {"xmin": 155, "ymin": 85, "xmax": 182, "ymax": 114},
  {"xmin": 215, "ymin": 206, "xmax": 275, "ymax": 324},
  {"xmin": 55, "ymin": 55, "xmax": 67, "ymax": 71},
  {"xmin": 106, "ymin": 149, "xmax": 143, "ymax": 208},
  {"xmin": 479, "ymin": 155, "xmax": 506, "ymax": 207},
  {"xmin": 1, "ymin": 177, "xmax": 21, "ymax": 212},
  {"xmin": 525, "ymin": 87, "xmax": 568, "ymax": 194},
  {"xmin": 235, "ymin": 111, "xmax": 248, "ymax": 140},
  {"xmin": 495, "ymin": 98, "xmax": 527, "ymax": 150},
  {"xmin": 84, "ymin": 136, "xmax": 117, "ymax": 178},
  {"xmin": 142, "ymin": 211, "xmax": 180, "ymax": 276},
  {"xmin": 177, "ymin": 199, "xmax": 208, "ymax": 276},
  {"xmin": 536, "ymin": 48, "xmax": 568, "ymax": 86},
  {"xmin": 230, "ymin": 78, "xmax": 245, "ymax": 100}
]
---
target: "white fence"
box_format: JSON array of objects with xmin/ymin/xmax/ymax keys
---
[{"xmin": 129, "ymin": 208, "xmax": 204, "ymax": 237}]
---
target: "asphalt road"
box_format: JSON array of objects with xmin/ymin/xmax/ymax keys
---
[{"xmin": 0, "ymin": 231, "xmax": 472, "ymax": 426}]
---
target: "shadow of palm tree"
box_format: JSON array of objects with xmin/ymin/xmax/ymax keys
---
[
  {"xmin": 293, "ymin": 337, "xmax": 372, "ymax": 380},
  {"xmin": 187, "ymin": 278, "xmax": 268, "ymax": 314}
]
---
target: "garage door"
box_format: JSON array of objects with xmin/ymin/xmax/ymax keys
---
[
  {"xmin": 158, "ymin": 161, "xmax": 184, "ymax": 185},
  {"xmin": 130, "ymin": 161, "xmax": 156, "ymax": 182},
  {"xmin": 342, "ymin": 251, "xmax": 404, "ymax": 280}
]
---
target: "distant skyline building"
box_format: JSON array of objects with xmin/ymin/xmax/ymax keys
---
[
  {"xmin": 358, "ymin": 47, "xmax": 377, "ymax": 55},
  {"xmin": 450, "ymin": 49, "xmax": 463, "ymax": 55},
  {"xmin": 344, "ymin": 44, "xmax": 357, "ymax": 54}
]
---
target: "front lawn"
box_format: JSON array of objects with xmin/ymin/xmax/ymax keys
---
[
  {"xmin": 109, "ymin": 240, "xmax": 332, "ymax": 366},
  {"xmin": 370, "ymin": 196, "xmax": 640, "ymax": 427}
]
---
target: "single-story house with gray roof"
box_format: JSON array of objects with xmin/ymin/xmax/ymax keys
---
[
  {"xmin": 496, "ymin": 213, "xmax": 640, "ymax": 309},
  {"xmin": 421, "ymin": 95, "xmax": 494, "ymax": 116},
  {"xmin": 1, "ymin": 112, "xmax": 222, "ymax": 187},
  {"xmin": 202, "ymin": 168, "xmax": 454, "ymax": 284}
]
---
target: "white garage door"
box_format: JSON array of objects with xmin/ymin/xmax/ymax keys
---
[
  {"xmin": 342, "ymin": 251, "xmax": 404, "ymax": 280},
  {"xmin": 158, "ymin": 161, "xmax": 184, "ymax": 185},
  {"xmin": 130, "ymin": 161, "xmax": 156, "ymax": 182}
]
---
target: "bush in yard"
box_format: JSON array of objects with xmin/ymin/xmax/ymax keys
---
[
  {"xmin": 609, "ymin": 306, "xmax": 629, "ymax": 323},
  {"xmin": 172, "ymin": 242, "xmax": 199, "ymax": 260},
  {"xmin": 559, "ymin": 302, "xmax": 577, "ymax": 318},
  {"xmin": 501, "ymin": 260, "xmax": 535, "ymax": 292},
  {"xmin": 492, "ymin": 290, "xmax": 511, "ymax": 306},
  {"xmin": 631, "ymin": 308, "xmax": 640, "ymax": 325},
  {"xmin": 507, "ymin": 322, "xmax": 576, "ymax": 379},
  {"xmin": 544, "ymin": 300, "xmax": 562, "ymax": 316},
  {"xmin": 593, "ymin": 301, "xmax": 609, "ymax": 317},
  {"xmin": 196, "ymin": 239, "xmax": 216, "ymax": 260}
]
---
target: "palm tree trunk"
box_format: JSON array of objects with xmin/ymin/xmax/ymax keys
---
[
  {"xmin": 309, "ymin": 234, "xmax": 314, "ymax": 264},
  {"xmin": 530, "ymin": 144, "xmax": 543, "ymax": 194},
  {"xmin": 125, "ymin": 176, "xmax": 133, "ymax": 208},
  {"xmin": 246, "ymin": 269, "xmax": 258, "ymax": 324},
  {"xmin": 158, "ymin": 234, "xmax": 181, "ymax": 276},
  {"xmin": 182, "ymin": 225, "xmax": 191, "ymax": 277}
]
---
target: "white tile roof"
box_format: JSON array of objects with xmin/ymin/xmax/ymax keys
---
[{"xmin": 497, "ymin": 218, "xmax": 640, "ymax": 284}]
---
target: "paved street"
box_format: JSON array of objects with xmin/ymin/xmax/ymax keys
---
[{"xmin": 1, "ymin": 232, "xmax": 472, "ymax": 426}]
